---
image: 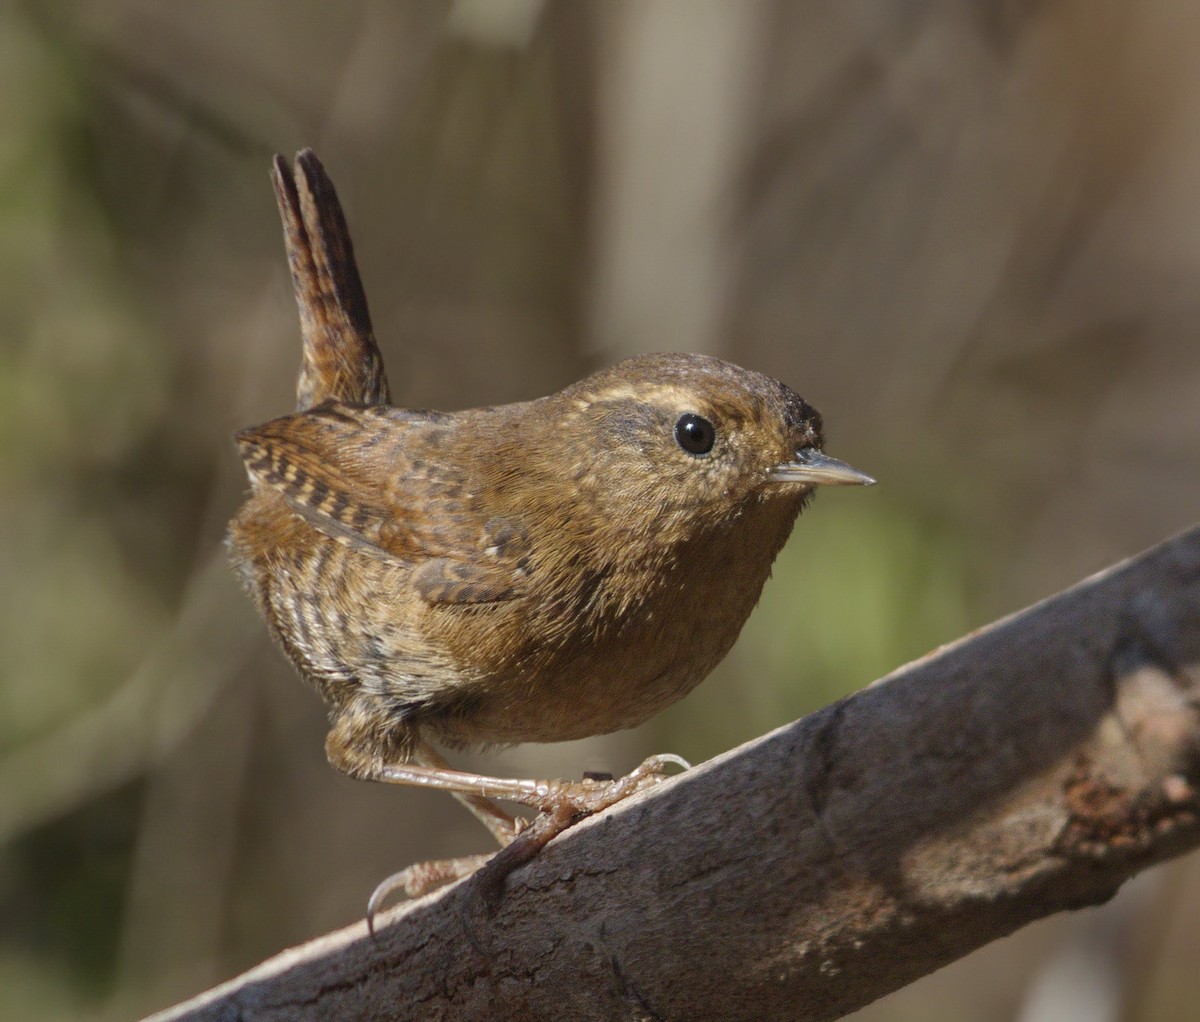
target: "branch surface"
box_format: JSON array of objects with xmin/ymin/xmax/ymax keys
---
[{"xmin": 145, "ymin": 526, "xmax": 1200, "ymax": 1022}]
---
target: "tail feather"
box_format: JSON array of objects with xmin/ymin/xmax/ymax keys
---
[{"xmin": 272, "ymin": 149, "xmax": 391, "ymax": 411}]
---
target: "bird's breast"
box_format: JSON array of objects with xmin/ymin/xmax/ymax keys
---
[{"xmin": 428, "ymin": 495, "xmax": 804, "ymax": 746}]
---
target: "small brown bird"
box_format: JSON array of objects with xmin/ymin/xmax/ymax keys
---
[{"xmin": 229, "ymin": 151, "xmax": 874, "ymax": 914}]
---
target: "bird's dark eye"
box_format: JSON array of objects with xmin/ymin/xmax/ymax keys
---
[{"xmin": 674, "ymin": 413, "xmax": 716, "ymax": 455}]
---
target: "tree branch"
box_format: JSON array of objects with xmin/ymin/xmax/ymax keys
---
[{"xmin": 145, "ymin": 526, "xmax": 1200, "ymax": 1022}]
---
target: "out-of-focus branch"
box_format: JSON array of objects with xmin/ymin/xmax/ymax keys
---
[
  {"xmin": 0, "ymin": 553, "xmax": 257, "ymax": 844},
  {"xmin": 144, "ymin": 526, "xmax": 1200, "ymax": 1022}
]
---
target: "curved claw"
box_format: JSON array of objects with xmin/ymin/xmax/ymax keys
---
[
  {"xmin": 366, "ymin": 855, "xmax": 492, "ymax": 936},
  {"xmin": 645, "ymin": 752, "xmax": 691, "ymax": 773},
  {"xmin": 366, "ymin": 873, "xmax": 405, "ymax": 937},
  {"xmin": 618, "ymin": 752, "xmax": 691, "ymax": 792}
]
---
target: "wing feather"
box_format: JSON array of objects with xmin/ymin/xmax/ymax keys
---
[{"xmin": 236, "ymin": 404, "xmax": 526, "ymax": 604}]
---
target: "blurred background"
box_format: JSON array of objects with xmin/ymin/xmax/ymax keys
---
[{"xmin": 2, "ymin": 1, "xmax": 1199, "ymax": 1019}]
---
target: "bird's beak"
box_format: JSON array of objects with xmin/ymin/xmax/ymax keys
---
[{"xmin": 768, "ymin": 449, "xmax": 876, "ymax": 487}]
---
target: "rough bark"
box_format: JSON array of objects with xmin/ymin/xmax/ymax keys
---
[{"xmin": 144, "ymin": 525, "xmax": 1200, "ymax": 1022}]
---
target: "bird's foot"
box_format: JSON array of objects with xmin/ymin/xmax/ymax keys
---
[
  {"xmin": 365, "ymin": 753, "xmax": 691, "ymax": 934},
  {"xmin": 461, "ymin": 754, "xmax": 692, "ymax": 942},
  {"xmin": 534, "ymin": 752, "xmax": 691, "ymax": 815},
  {"xmin": 367, "ymin": 853, "xmax": 493, "ymax": 935}
]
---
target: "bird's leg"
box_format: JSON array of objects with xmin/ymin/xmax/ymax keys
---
[
  {"xmin": 373, "ymin": 752, "xmax": 690, "ymax": 815},
  {"xmin": 414, "ymin": 742, "xmax": 521, "ymax": 847},
  {"xmin": 361, "ymin": 752, "xmax": 690, "ymax": 930}
]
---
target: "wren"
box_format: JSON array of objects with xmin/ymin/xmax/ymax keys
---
[{"xmin": 228, "ymin": 151, "xmax": 875, "ymax": 916}]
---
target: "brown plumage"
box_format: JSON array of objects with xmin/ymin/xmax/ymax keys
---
[{"xmin": 228, "ymin": 151, "xmax": 874, "ymax": 911}]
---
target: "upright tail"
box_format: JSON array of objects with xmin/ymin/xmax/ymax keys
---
[{"xmin": 271, "ymin": 149, "xmax": 391, "ymax": 411}]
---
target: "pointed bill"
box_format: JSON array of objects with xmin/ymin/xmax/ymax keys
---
[{"xmin": 768, "ymin": 449, "xmax": 876, "ymax": 487}]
